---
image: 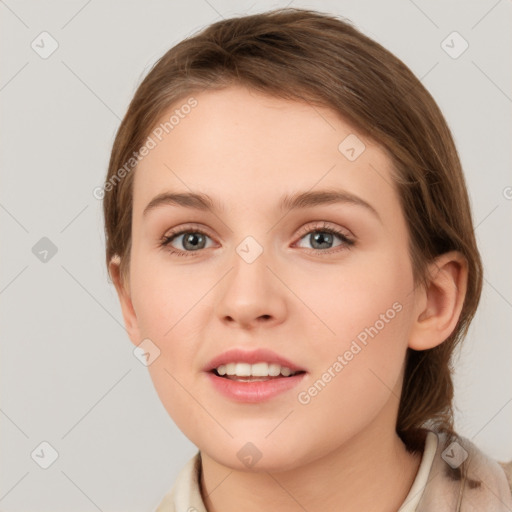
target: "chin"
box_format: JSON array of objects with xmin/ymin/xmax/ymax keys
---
[{"xmin": 200, "ymin": 438, "xmax": 312, "ymax": 473}]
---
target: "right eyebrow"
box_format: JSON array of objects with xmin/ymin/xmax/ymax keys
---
[{"xmin": 143, "ymin": 192, "xmax": 222, "ymax": 217}]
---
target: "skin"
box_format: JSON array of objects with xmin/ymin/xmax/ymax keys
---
[{"xmin": 110, "ymin": 85, "xmax": 468, "ymax": 512}]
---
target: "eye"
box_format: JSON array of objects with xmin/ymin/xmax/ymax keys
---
[
  {"xmin": 159, "ymin": 221, "xmax": 354, "ymax": 257},
  {"xmin": 160, "ymin": 225, "xmax": 215, "ymax": 257},
  {"xmin": 294, "ymin": 221, "xmax": 354, "ymax": 254}
]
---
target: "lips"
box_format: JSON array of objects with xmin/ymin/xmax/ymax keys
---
[
  {"xmin": 206, "ymin": 370, "xmax": 306, "ymax": 402},
  {"xmin": 203, "ymin": 348, "xmax": 306, "ymax": 374}
]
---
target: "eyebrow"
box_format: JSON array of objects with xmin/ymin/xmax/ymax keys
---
[{"xmin": 143, "ymin": 189, "xmax": 381, "ymax": 221}]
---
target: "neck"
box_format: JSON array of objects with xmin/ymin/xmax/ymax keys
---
[{"xmin": 199, "ymin": 419, "xmax": 422, "ymax": 512}]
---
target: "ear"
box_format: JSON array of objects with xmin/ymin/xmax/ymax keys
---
[
  {"xmin": 109, "ymin": 256, "xmax": 142, "ymax": 347},
  {"xmin": 408, "ymin": 251, "xmax": 468, "ymax": 350}
]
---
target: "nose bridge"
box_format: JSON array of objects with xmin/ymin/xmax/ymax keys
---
[{"xmin": 215, "ymin": 232, "xmax": 287, "ymax": 327}]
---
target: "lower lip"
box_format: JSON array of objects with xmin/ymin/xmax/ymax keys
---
[{"xmin": 205, "ymin": 371, "xmax": 307, "ymax": 403}]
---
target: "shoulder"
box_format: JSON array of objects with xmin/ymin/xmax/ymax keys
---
[
  {"xmin": 498, "ymin": 460, "xmax": 512, "ymax": 492},
  {"xmin": 417, "ymin": 430, "xmax": 512, "ymax": 511},
  {"xmin": 154, "ymin": 451, "xmax": 205, "ymax": 512}
]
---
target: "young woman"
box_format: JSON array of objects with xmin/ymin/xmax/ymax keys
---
[{"xmin": 102, "ymin": 8, "xmax": 512, "ymax": 511}]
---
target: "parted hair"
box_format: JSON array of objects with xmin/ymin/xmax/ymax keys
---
[{"xmin": 103, "ymin": 7, "xmax": 483, "ymax": 453}]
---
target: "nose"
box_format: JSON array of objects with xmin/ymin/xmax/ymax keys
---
[{"xmin": 215, "ymin": 246, "xmax": 287, "ymax": 330}]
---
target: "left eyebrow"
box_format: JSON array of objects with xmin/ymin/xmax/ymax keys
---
[
  {"xmin": 280, "ymin": 189, "xmax": 380, "ymax": 222},
  {"xmin": 142, "ymin": 188, "xmax": 381, "ymax": 222}
]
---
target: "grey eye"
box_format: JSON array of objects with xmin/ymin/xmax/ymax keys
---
[
  {"xmin": 168, "ymin": 232, "xmax": 213, "ymax": 251},
  {"xmin": 296, "ymin": 230, "xmax": 344, "ymax": 250}
]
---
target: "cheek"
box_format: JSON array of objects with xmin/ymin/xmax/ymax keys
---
[
  {"xmin": 128, "ymin": 252, "xmax": 214, "ymax": 428},
  {"xmin": 146, "ymin": 360, "xmax": 206, "ymax": 441},
  {"xmin": 292, "ymin": 252, "xmax": 413, "ymax": 415},
  {"xmin": 130, "ymin": 244, "xmax": 208, "ymax": 338},
  {"xmin": 294, "ymin": 247, "xmax": 413, "ymax": 350},
  {"xmin": 293, "ymin": 296, "xmax": 412, "ymax": 450}
]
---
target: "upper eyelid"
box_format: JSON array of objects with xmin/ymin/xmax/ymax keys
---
[
  {"xmin": 295, "ymin": 221, "xmax": 353, "ymax": 238},
  {"xmin": 163, "ymin": 222, "xmax": 214, "ymax": 239}
]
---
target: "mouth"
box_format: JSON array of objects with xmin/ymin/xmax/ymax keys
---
[
  {"xmin": 210, "ymin": 368, "xmax": 307, "ymax": 382},
  {"xmin": 203, "ymin": 349, "xmax": 307, "ymax": 401},
  {"xmin": 205, "ymin": 367, "xmax": 308, "ymax": 402}
]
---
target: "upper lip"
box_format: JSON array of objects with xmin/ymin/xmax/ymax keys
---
[{"xmin": 203, "ymin": 348, "xmax": 306, "ymax": 373}]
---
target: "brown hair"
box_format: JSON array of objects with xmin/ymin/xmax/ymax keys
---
[{"xmin": 103, "ymin": 7, "xmax": 483, "ymax": 451}]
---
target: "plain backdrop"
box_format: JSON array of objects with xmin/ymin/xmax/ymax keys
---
[{"xmin": 1, "ymin": 1, "xmax": 511, "ymax": 510}]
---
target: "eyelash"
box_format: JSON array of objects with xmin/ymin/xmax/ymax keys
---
[{"xmin": 159, "ymin": 221, "xmax": 355, "ymax": 258}]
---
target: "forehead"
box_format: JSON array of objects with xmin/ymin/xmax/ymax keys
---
[{"xmin": 132, "ymin": 86, "xmax": 400, "ymax": 220}]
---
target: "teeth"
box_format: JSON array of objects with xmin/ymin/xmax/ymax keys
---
[{"xmin": 215, "ymin": 362, "xmax": 298, "ymax": 377}]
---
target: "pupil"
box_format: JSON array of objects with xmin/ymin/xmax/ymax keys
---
[
  {"xmin": 184, "ymin": 233, "xmax": 205, "ymax": 251},
  {"xmin": 311, "ymin": 232, "xmax": 332, "ymax": 249}
]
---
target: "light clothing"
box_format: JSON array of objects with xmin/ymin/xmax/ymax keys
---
[
  {"xmin": 398, "ymin": 431, "xmax": 438, "ymax": 511},
  {"xmin": 155, "ymin": 430, "xmax": 512, "ymax": 511}
]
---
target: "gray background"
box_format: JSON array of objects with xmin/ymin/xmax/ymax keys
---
[{"xmin": 1, "ymin": 0, "xmax": 511, "ymax": 510}]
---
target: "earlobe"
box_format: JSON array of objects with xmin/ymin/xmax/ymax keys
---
[
  {"xmin": 408, "ymin": 251, "xmax": 468, "ymax": 351},
  {"xmin": 109, "ymin": 256, "xmax": 141, "ymax": 347}
]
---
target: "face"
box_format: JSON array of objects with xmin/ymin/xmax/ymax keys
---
[{"xmin": 119, "ymin": 85, "xmax": 420, "ymax": 471}]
